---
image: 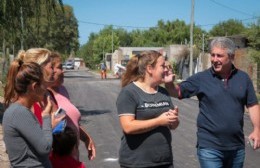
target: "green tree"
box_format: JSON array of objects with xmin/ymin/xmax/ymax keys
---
[
  {"xmin": 78, "ymin": 26, "xmax": 120, "ymax": 68},
  {"xmin": 92, "ymin": 26, "xmax": 119, "ymax": 63},
  {"xmin": 244, "ymin": 18, "xmax": 260, "ymax": 64},
  {"xmin": 77, "ymin": 33, "xmax": 97, "ymax": 69},
  {"xmin": 129, "ymin": 30, "xmax": 147, "ymax": 47},
  {"xmin": 0, "ymin": 0, "xmax": 64, "ymax": 54},
  {"xmin": 209, "ymin": 19, "xmax": 246, "ymax": 37},
  {"xmin": 79, "ymin": 19, "xmax": 207, "ymax": 68},
  {"xmin": 40, "ymin": 5, "xmax": 79, "ymax": 55},
  {"xmin": 145, "ymin": 19, "xmax": 190, "ymax": 46},
  {"xmin": 115, "ymin": 28, "xmax": 132, "ymax": 47}
]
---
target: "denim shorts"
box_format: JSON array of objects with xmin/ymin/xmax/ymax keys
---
[{"xmin": 197, "ymin": 147, "xmax": 245, "ymax": 168}]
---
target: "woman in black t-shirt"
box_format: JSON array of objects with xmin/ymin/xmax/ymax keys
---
[{"xmin": 116, "ymin": 50, "xmax": 179, "ymax": 168}]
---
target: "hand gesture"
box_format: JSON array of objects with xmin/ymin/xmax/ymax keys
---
[
  {"xmin": 85, "ymin": 137, "xmax": 96, "ymax": 160},
  {"xmin": 157, "ymin": 107, "xmax": 179, "ymax": 127},
  {"xmin": 248, "ymin": 129, "xmax": 260, "ymax": 150},
  {"xmin": 167, "ymin": 107, "xmax": 179, "ymax": 130},
  {"xmin": 51, "ymin": 111, "xmax": 66, "ymax": 128},
  {"xmin": 164, "ymin": 66, "xmax": 176, "ymax": 83},
  {"xmin": 41, "ymin": 95, "xmax": 52, "ymax": 117}
]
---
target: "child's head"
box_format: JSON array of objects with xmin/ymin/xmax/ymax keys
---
[{"xmin": 52, "ymin": 126, "xmax": 77, "ymax": 156}]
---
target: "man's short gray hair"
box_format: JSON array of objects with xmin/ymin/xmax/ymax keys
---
[{"xmin": 210, "ymin": 37, "xmax": 236, "ymax": 57}]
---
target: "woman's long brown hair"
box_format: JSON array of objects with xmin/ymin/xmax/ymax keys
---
[
  {"xmin": 121, "ymin": 50, "xmax": 162, "ymax": 87},
  {"xmin": 4, "ymin": 60, "xmax": 43, "ymax": 108}
]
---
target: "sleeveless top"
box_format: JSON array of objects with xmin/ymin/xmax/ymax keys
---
[{"xmin": 53, "ymin": 86, "xmax": 81, "ymax": 144}]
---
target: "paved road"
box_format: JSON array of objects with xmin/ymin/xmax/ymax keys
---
[{"xmin": 63, "ymin": 69, "xmax": 260, "ymax": 168}]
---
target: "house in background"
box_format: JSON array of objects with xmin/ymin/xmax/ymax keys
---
[
  {"xmin": 66, "ymin": 57, "xmax": 85, "ymax": 70},
  {"xmin": 74, "ymin": 57, "xmax": 85, "ymax": 69},
  {"xmin": 105, "ymin": 35, "xmax": 258, "ymax": 92},
  {"xmin": 107, "ymin": 47, "xmax": 163, "ymax": 71}
]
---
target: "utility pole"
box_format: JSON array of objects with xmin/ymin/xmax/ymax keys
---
[
  {"xmin": 20, "ymin": 6, "xmax": 24, "ymax": 50},
  {"xmin": 189, "ymin": 0, "xmax": 195, "ymax": 76},
  {"xmin": 202, "ymin": 33, "xmax": 205, "ymax": 54},
  {"xmin": 202, "ymin": 33, "xmax": 205, "ymax": 53},
  {"xmin": 201, "ymin": 33, "xmax": 205, "ymax": 71},
  {"xmin": 103, "ymin": 39, "xmax": 105, "ymax": 61},
  {"xmin": 198, "ymin": 33, "xmax": 204, "ymax": 72},
  {"xmin": 112, "ymin": 28, "xmax": 114, "ymax": 54}
]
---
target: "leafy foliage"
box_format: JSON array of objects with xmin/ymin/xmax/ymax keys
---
[
  {"xmin": 78, "ymin": 19, "xmax": 206, "ymax": 67},
  {"xmin": 77, "ymin": 26, "xmax": 120, "ymax": 68},
  {"xmin": 209, "ymin": 19, "xmax": 246, "ymax": 37},
  {"xmin": 0, "ymin": 0, "xmax": 78, "ymax": 57},
  {"xmin": 245, "ymin": 20, "xmax": 260, "ymax": 64}
]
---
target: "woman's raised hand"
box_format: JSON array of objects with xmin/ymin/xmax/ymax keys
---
[{"xmin": 41, "ymin": 95, "xmax": 53, "ymax": 117}]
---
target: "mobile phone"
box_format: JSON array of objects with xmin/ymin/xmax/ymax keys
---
[
  {"xmin": 248, "ymin": 138, "xmax": 254, "ymax": 149},
  {"xmin": 54, "ymin": 107, "xmax": 66, "ymax": 118}
]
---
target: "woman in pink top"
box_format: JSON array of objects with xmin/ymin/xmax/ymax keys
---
[{"xmin": 48, "ymin": 52, "xmax": 96, "ymax": 162}]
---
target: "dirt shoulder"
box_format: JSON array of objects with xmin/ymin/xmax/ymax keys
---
[{"xmin": 0, "ymin": 96, "xmax": 10, "ymax": 168}]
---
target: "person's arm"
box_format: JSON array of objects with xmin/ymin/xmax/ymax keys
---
[
  {"xmin": 248, "ymin": 104, "xmax": 260, "ymax": 150},
  {"xmin": 119, "ymin": 109, "xmax": 178, "ymax": 134},
  {"xmin": 80, "ymin": 126, "xmax": 96, "ymax": 160},
  {"xmin": 15, "ymin": 109, "xmax": 53, "ymax": 156},
  {"xmin": 165, "ymin": 82, "xmax": 180, "ymax": 98},
  {"xmin": 163, "ymin": 67, "xmax": 180, "ymax": 98}
]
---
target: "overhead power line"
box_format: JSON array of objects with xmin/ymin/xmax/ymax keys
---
[
  {"xmin": 197, "ymin": 16, "xmax": 260, "ymax": 28},
  {"xmin": 77, "ymin": 1, "xmax": 259, "ymax": 30},
  {"xmin": 79, "ymin": 16, "xmax": 259, "ymax": 31},
  {"xmin": 208, "ymin": 0, "xmax": 255, "ymax": 17},
  {"xmin": 78, "ymin": 20, "xmax": 154, "ymax": 29}
]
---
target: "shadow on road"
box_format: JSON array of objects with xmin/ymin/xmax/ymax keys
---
[
  {"xmin": 64, "ymin": 75, "xmax": 93, "ymax": 79},
  {"xmin": 64, "ymin": 75, "xmax": 119, "ymax": 81},
  {"xmin": 78, "ymin": 109, "xmax": 111, "ymax": 116}
]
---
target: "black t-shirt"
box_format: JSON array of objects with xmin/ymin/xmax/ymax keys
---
[{"xmin": 116, "ymin": 82, "xmax": 174, "ymax": 167}]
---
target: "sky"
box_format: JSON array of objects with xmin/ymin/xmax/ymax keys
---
[{"xmin": 62, "ymin": 0, "xmax": 260, "ymax": 45}]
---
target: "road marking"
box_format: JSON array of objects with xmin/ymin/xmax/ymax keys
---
[{"xmin": 103, "ymin": 158, "xmax": 118, "ymax": 162}]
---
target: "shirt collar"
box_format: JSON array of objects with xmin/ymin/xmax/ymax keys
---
[{"xmin": 210, "ymin": 64, "xmax": 237, "ymax": 79}]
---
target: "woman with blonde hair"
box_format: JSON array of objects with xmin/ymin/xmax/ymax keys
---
[
  {"xmin": 3, "ymin": 59, "xmax": 53, "ymax": 167},
  {"xmin": 17, "ymin": 48, "xmax": 54, "ymax": 84},
  {"xmin": 16, "ymin": 48, "xmax": 64, "ymax": 127},
  {"xmin": 117, "ymin": 50, "xmax": 179, "ymax": 168}
]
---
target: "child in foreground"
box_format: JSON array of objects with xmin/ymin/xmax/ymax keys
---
[{"xmin": 50, "ymin": 126, "xmax": 86, "ymax": 168}]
